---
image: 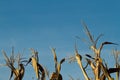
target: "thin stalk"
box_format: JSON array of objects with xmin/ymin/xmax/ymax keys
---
[{"xmin": 75, "ymin": 51, "xmax": 90, "ymax": 80}]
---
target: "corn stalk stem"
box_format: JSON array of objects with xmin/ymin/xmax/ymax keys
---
[{"xmin": 76, "ymin": 56, "xmax": 90, "ymax": 80}]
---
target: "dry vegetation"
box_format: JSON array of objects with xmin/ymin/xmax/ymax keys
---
[{"xmin": 0, "ymin": 22, "xmax": 120, "ymax": 80}]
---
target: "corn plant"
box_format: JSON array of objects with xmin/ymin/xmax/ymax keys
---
[
  {"xmin": 75, "ymin": 47, "xmax": 90, "ymax": 80},
  {"xmin": 74, "ymin": 22, "xmax": 120, "ymax": 80},
  {"xmin": 1, "ymin": 48, "xmax": 25, "ymax": 80},
  {"xmin": 50, "ymin": 48, "xmax": 65, "ymax": 80},
  {"xmin": 26, "ymin": 48, "xmax": 45, "ymax": 80}
]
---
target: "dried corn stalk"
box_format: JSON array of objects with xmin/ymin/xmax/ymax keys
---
[
  {"xmin": 50, "ymin": 48, "xmax": 65, "ymax": 80},
  {"xmin": 26, "ymin": 49, "xmax": 45, "ymax": 80},
  {"xmin": 2, "ymin": 49, "xmax": 25, "ymax": 80}
]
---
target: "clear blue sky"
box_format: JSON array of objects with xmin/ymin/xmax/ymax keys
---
[{"xmin": 0, "ymin": 0, "xmax": 120, "ymax": 80}]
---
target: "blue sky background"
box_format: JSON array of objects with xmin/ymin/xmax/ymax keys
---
[{"xmin": 0, "ymin": 0, "xmax": 120, "ymax": 80}]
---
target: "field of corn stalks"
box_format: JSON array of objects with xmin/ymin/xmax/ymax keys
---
[{"xmin": 0, "ymin": 23, "xmax": 120, "ymax": 80}]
